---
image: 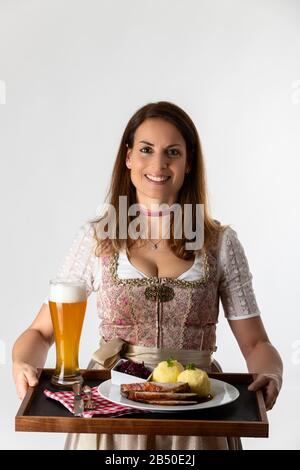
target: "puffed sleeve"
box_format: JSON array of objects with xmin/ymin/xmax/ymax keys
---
[
  {"xmin": 218, "ymin": 226, "xmax": 261, "ymax": 320},
  {"xmin": 43, "ymin": 222, "xmax": 100, "ymax": 304}
]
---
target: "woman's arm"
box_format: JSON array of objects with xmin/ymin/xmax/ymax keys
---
[
  {"xmin": 228, "ymin": 316, "xmax": 283, "ymax": 410},
  {"xmin": 12, "ymin": 303, "xmax": 54, "ymax": 400},
  {"xmin": 12, "ymin": 223, "xmax": 97, "ymax": 400}
]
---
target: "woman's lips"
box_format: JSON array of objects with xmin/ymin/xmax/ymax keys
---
[{"xmin": 144, "ymin": 175, "xmax": 171, "ymax": 185}]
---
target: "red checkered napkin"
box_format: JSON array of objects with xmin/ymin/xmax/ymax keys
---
[{"xmin": 44, "ymin": 386, "xmax": 149, "ymax": 418}]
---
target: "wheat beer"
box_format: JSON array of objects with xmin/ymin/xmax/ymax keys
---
[{"xmin": 49, "ymin": 279, "xmax": 87, "ymax": 387}]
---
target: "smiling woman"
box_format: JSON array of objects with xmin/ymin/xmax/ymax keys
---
[
  {"xmin": 12, "ymin": 100, "xmax": 283, "ymax": 451},
  {"xmin": 92, "ymin": 100, "xmax": 221, "ymax": 260},
  {"xmin": 125, "ymin": 119, "xmax": 189, "ymax": 203}
]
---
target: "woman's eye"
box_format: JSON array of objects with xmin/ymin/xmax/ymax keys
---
[
  {"xmin": 140, "ymin": 147, "xmax": 152, "ymax": 154},
  {"xmin": 167, "ymin": 149, "xmax": 180, "ymax": 157},
  {"xmin": 139, "ymin": 147, "xmax": 180, "ymax": 156}
]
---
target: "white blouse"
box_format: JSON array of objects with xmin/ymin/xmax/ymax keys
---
[{"xmin": 117, "ymin": 249, "xmax": 203, "ymax": 281}]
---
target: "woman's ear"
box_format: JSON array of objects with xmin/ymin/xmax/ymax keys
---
[{"xmin": 126, "ymin": 149, "xmax": 132, "ymax": 169}]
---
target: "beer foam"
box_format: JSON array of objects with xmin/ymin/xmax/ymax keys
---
[{"xmin": 49, "ymin": 281, "xmax": 87, "ymax": 303}]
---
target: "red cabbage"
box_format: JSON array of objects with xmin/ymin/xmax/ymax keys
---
[{"xmin": 116, "ymin": 359, "xmax": 151, "ymax": 379}]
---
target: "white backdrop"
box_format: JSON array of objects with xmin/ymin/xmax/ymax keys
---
[{"xmin": 0, "ymin": 0, "xmax": 299, "ymax": 450}]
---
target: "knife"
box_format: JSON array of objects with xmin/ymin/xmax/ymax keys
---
[{"xmin": 73, "ymin": 382, "xmax": 84, "ymax": 417}]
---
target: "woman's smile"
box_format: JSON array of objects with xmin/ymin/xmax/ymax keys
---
[{"xmin": 144, "ymin": 174, "xmax": 171, "ymax": 185}]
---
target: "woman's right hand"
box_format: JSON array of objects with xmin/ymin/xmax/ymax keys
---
[
  {"xmin": 12, "ymin": 304, "xmax": 54, "ymax": 400},
  {"xmin": 13, "ymin": 361, "xmax": 39, "ymax": 400}
]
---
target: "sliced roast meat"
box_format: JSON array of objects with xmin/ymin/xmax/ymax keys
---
[
  {"xmin": 134, "ymin": 400, "xmax": 199, "ymax": 405},
  {"xmin": 122, "ymin": 391, "xmax": 199, "ymax": 401},
  {"xmin": 120, "ymin": 381, "xmax": 191, "ymax": 393}
]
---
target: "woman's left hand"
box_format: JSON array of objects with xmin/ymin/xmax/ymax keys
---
[{"xmin": 248, "ymin": 373, "xmax": 282, "ymax": 411}]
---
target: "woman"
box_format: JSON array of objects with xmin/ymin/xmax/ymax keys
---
[{"xmin": 12, "ymin": 101, "xmax": 283, "ymax": 450}]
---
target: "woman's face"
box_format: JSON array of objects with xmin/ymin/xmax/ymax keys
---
[{"xmin": 126, "ymin": 118, "xmax": 190, "ymax": 207}]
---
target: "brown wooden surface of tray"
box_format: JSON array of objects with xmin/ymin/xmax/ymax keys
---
[{"xmin": 15, "ymin": 369, "xmax": 268, "ymax": 437}]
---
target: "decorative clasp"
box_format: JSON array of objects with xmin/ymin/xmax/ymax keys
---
[{"xmin": 144, "ymin": 284, "xmax": 175, "ymax": 302}]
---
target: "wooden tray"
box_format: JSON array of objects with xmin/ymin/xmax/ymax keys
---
[{"xmin": 15, "ymin": 369, "xmax": 268, "ymax": 437}]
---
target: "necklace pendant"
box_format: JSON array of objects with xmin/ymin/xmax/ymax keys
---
[{"xmin": 148, "ymin": 239, "xmax": 161, "ymax": 250}]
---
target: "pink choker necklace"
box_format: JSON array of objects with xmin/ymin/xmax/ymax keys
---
[{"xmin": 138, "ymin": 204, "xmax": 171, "ymax": 217}]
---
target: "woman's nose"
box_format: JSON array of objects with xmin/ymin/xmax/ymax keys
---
[{"xmin": 151, "ymin": 152, "xmax": 169, "ymax": 170}]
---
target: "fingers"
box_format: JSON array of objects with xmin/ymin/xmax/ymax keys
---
[
  {"xmin": 25, "ymin": 368, "xmax": 38, "ymax": 387},
  {"xmin": 248, "ymin": 375, "xmax": 270, "ymax": 392},
  {"xmin": 16, "ymin": 374, "xmax": 28, "ymax": 401},
  {"xmin": 248, "ymin": 374, "xmax": 280, "ymax": 411},
  {"xmin": 265, "ymin": 381, "xmax": 279, "ymax": 411},
  {"xmin": 15, "ymin": 366, "xmax": 38, "ymax": 400}
]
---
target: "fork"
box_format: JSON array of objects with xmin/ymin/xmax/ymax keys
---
[{"xmin": 82, "ymin": 385, "xmax": 95, "ymax": 410}]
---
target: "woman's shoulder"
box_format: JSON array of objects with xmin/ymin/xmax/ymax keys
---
[
  {"xmin": 218, "ymin": 223, "xmax": 236, "ymax": 239},
  {"xmin": 205, "ymin": 219, "xmax": 232, "ymax": 248},
  {"xmin": 215, "ymin": 223, "xmax": 248, "ymax": 264},
  {"xmin": 84, "ymin": 220, "xmax": 116, "ymax": 257},
  {"xmin": 73, "ymin": 221, "xmax": 98, "ymax": 247},
  {"xmin": 208, "ymin": 220, "xmax": 239, "ymax": 256},
  {"xmin": 211, "ymin": 219, "xmax": 235, "ymax": 237}
]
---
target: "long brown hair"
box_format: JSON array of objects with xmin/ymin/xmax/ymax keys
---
[{"xmin": 90, "ymin": 101, "xmax": 227, "ymax": 259}]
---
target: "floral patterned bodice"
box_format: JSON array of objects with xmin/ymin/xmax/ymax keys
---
[{"xmin": 51, "ymin": 221, "xmax": 261, "ymax": 353}]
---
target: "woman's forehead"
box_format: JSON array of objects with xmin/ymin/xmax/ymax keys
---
[{"xmin": 134, "ymin": 118, "xmax": 185, "ymax": 145}]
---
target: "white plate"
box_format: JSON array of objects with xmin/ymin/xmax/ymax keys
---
[{"xmin": 98, "ymin": 379, "xmax": 239, "ymax": 412}]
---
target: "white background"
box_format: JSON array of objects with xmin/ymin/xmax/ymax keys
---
[{"xmin": 0, "ymin": 0, "xmax": 299, "ymax": 450}]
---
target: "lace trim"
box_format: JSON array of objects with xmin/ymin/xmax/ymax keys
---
[
  {"xmin": 108, "ymin": 250, "xmax": 210, "ymax": 288},
  {"xmin": 179, "ymin": 285, "xmax": 193, "ymax": 347}
]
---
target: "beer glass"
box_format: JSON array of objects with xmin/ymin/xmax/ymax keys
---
[{"xmin": 49, "ymin": 279, "xmax": 87, "ymax": 387}]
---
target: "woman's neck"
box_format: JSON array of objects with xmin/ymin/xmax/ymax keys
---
[
  {"xmin": 138, "ymin": 203, "xmax": 171, "ymax": 218},
  {"xmin": 139, "ymin": 213, "xmax": 171, "ymax": 241},
  {"xmin": 135, "ymin": 201, "xmax": 174, "ymax": 242}
]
